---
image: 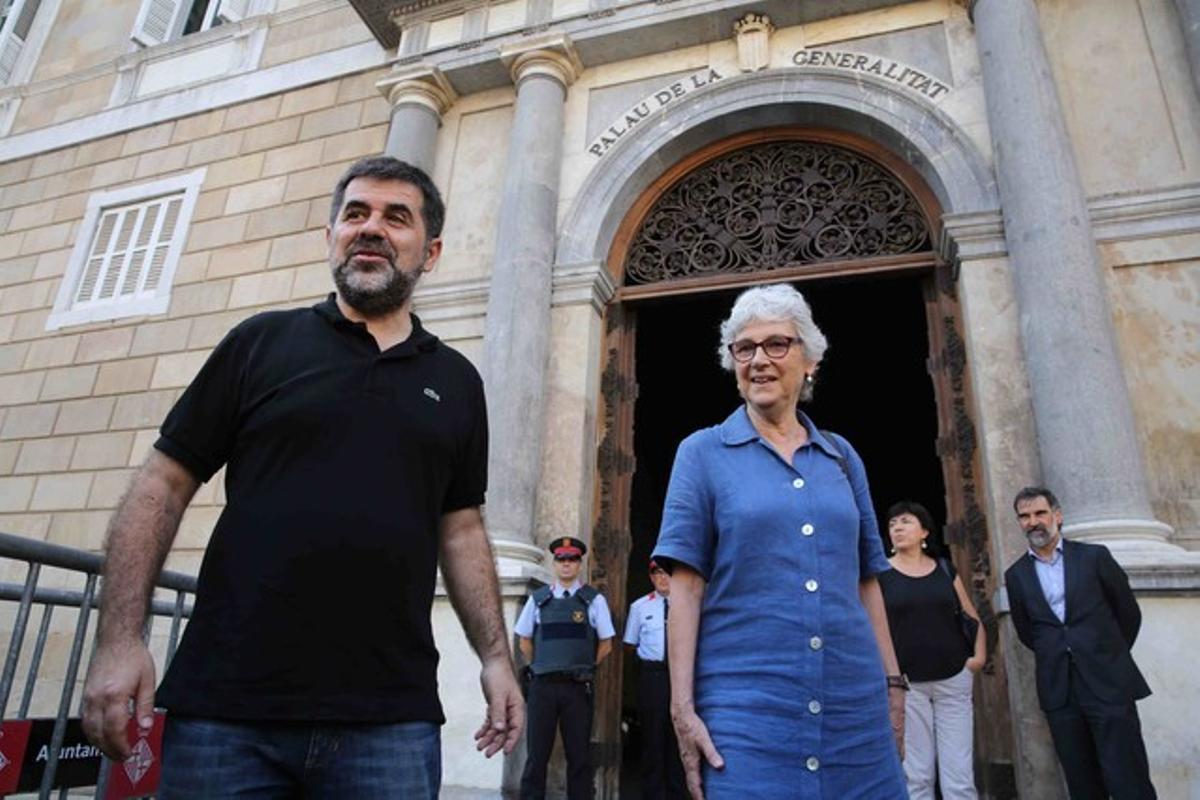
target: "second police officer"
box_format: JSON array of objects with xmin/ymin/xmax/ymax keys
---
[{"xmin": 516, "ymin": 536, "xmax": 616, "ymax": 800}]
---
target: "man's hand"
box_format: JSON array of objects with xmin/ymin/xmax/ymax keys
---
[
  {"xmin": 887, "ymin": 686, "xmax": 906, "ymax": 760},
  {"xmin": 671, "ymin": 703, "xmax": 723, "ymax": 800},
  {"xmin": 965, "ymin": 655, "xmax": 985, "ymax": 673},
  {"xmin": 473, "ymin": 656, "xmax": 525, "ymax": 757},
  {"xmin": 81, "ymin": 639, "xmax": 156, "ymax": 761}
]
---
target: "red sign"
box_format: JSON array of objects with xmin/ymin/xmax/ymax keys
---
[
  {"xmin": 0, "ymin": 720, "xmax": 33, "ymax": 796},
  {"xmin": 103, "ymin": 712, "xmax": 165, "ymax": 800}
]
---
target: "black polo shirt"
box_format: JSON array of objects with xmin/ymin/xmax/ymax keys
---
[{"xmin": 154, "ymin": 294, "xmax": 487, "ymax": 724}]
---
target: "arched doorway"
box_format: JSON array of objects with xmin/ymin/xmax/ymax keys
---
[{"xmin": 588, "ymin": 129, "xmax": 1013, "ymax": 798}]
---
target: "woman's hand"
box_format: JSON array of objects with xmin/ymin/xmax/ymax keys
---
[
  {"xmin": 671, "ymin": 702, "xmax": 724, "ymax": 800},
  {"xmin": 965, "ymin": 655, "xmax": 985, "ymax": 673},
  {"xmin": 887, "ymin": 686, "xmax": 906, "ymax": 760}
]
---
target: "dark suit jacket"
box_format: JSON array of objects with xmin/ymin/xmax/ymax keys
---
[{"xmin": 1005, "ymin": 538, "xmax": 1151, "ymax": 711}]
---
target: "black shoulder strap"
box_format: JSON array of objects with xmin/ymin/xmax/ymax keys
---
[
  {"xmin": 576, "ymin": 585, "xmax": 599, "ymax": 605},
  {"xmin": 532, "ymin": 586, "xmax": 553, "ymax": 607},
  {"xmin": 938, "ymin": 557, "xmax": 964, "ymax": 612},
  {"xmin": 819, "ymin": 429, "xmax": 850, "ymax": 480}
]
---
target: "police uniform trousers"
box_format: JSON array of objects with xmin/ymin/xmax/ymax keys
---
[
  {"xmin": 1045, "ymin": 661, "xmax": 1156, "ymax": 800},
  {"xmin": 637, "ymin": 660, "xmax": 687, "ymax": 800},
  {"xmin": 521, "ymin": 673, "xmax": 594, "ymax": 800}
]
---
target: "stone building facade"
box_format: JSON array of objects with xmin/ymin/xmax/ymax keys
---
[{"xmin": 0, "ymin": 0, "xmax": 1198, "ymax": 797}]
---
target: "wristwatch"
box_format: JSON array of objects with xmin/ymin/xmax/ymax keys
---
[{"xmin": 886, "ymin": 673, "xmax": 910, "ymax": 691}]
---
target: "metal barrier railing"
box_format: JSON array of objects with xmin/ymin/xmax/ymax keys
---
[{"xmin": 0, "ymin": 531, "xmax": 197, "ymax": 799}]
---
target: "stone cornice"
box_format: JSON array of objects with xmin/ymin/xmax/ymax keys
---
[
  {"xmin": 376, "ymin": 64, "xmax": 458, "ymax": 113},
  {"xmin": 551, "ymin": 261, "xmax": 617, "ymax": 313}
]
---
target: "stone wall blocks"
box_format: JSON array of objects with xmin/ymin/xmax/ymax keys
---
[
  {"xmin": 87, "ymin": 468, "xmax": 136, "ymax": 509},
  {"xmin": 28, "ymin": 150, "xmax": 77, "ymax": 181},
  {"xmin": 111, "ymin": 390, "xmax": 178, "ymax": 431},
  {"xmin": 14, "ymin": 437, "xmax": 75, "ymax": 474},
  {"xmin": 52, "ymin": 194, "xmax": 89, "ymax": 224},
  {"xmin": 174, "ymin": 251, "xmax": 210, "ymax": 285},
  {"xmin": 268, "ymin": 229, "xmax": 326, "ymax": 269},
  {"xmin": 33, "ymin": 250, "xmax": 71, "ymax": 281},
  {"xmin": 0, "ymin": 441, "xmax": 16, "ymax": 474},
  {"xmin": 359, "ymin": 97, "xmax": 392, "ymax": 128},
  {"xmin": 263, "ymin": 140, "xmax": 325, "ymax": 178},
  {"xmin": 320, "ymin": 127, "xmax": 385, "ymax": 164},
  {"xmin": 224, "ymin": 176, "xmax": 288, "ymax": 215},
  {"xmin": 0, "ymin": 232, "xmax": 25, "ymax": 258},
  {"xmin": 279, "ymin": 82, "xmax": 341, "ymax": 119},
  {"xmin": 73, "ymin": 137, "xmax": 127, "ymax": 169},
  {"xmin": 168, "ymin": 280, "xmax": 232, "ymax": 317},
  {"xmin": 129, "ymin": 318, "xmax": 193, "ymax": 357},
  {"xmin": 71, "ymin": 431, "xmax": 135, "ymax": 471},
  {"xmin": 298, "ymin": 104, "xmax": 363, "ymax": 142},
  {"xmin": 192, "ymin": 190, "xmax": 230, "ymax": 223},
  {"xmin": 0, "ymin": 159, "xmax": 33, "ymax": 188},
  {"xmin": 9, "ymin": 200, "xmax": 61, "ymax": 233},
  {"xmin": 53, "ymin": 397, "xmax": 115, "ymax": 436},
  {"xmin": 205, "ymin": 240, "xmax": 272, "ymax": 280},
  {"xmin": 306, "ymin": 199, "xmax": 331, "ymax": 229},
  {"xmin": 128, "ymin": 429, "xmax": 157, "ymax": 467},
  {"xmin": 40, "ymin": 364, "xmax": 98, "ymax": 401},
  {"xmin": 172, "ymin": 110, "xmax": 228, "ymax": 144},
  {"xmin": 228, "ymin": 269, "xmax": 296, "ymax": 309},
  {"xmin": 283, "ymin": 162, "xmax": 351, "ymax": 204},
  {"xmin": 0, "ymin": 476, "xmax": 35, "ymax": 513},
  {"xmin": 1, "ymin": 278, "xmax": 54, "ymax": 314},
  {"xmin": 150, "ymin": 351, "xmax": 209, "ymax": 390},
  {"xmin": 0, "ymin": 177, "xmax": 48, "ymax": 210},
  {"xmin": 121, "ymin": 124, "xmax": 177, "ymax": 158},
  {"xmin": 134, "ymin": 144, "xmax": 192, "ymax": 180},
  {"xmin": 185, "ymin": 214, "xmax": 250, "ymax": 252},
  {"xmin": 188, "ymin": 309, "xmax": 253, "ymax": 349},
  {"xmin": 17, "ymin": 223, "xmax": 72, "ymax": 257},
  {"xmin": 240, "ymin": 118, "xmax": 303, "ymax": 155},
  {"xmin": 338, "ymin": 70, "xmax": 388, "ymax": 104},
  {"xmin": 1, "ymin": 404, "xmax": 58, "ymax": 440},
  {"xmin": 224, "ymin": 96, "xmax": 284, "ymax": 132},
  {"xmin": 93, "ymin": 357, "xmax": 156, "ymax": 396},
  {"xmin": 46, "ymin": 509, "xmax": 112, "ymax": 552},
  {"xmin": 76, "ymin": 328, "xmax": 134, "ymax": 363},
  {"xmin": 12, "ymin": 310, "xmax": 51, "ymax": 341},
  {"xmin": 202, "ymin": 154, "xmax": 266, "ymax": 190},
  {"xmin": 291, "ymin": 262, "xmax": 330, "ymax": 299},
  {"xmin": 24, "ymin": 335, "xmax": 79, "ymax": 370},
  {"xmin": 176, "ymin": 505, "xmax": 222, "ymax": 549},
  {"xmin": 0, "ymin": 257, "xmax": 37, "ymax": 290},
  {"xmin": 0, "ymin": 342, "xmax": 29, "ymax": 373},
  {"xmin": 246, "ymin": 201, "xmax": 311, "ymax": 241},
  {"xmin": 0, "ymin": 371, "xmax": 45, "ymax": 404},
  {"xmin": 87, "ymin": 158, "xmax": 138, "ymax": 191},
  {"xmin": 187, "ymin": 131, "xmax": 246, "ymax": 167},
  {"xmin": 29, "ymin": 473, "xmax": 94, "ymax": 512}
]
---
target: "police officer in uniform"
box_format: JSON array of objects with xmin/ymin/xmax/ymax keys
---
[
  {"xmin": 624, "ymin": 559, "xmax": 687, "ymax": 799},
  {"xmin": 516, "ymin": 536, "xmax": 616, "ymax": 800}
]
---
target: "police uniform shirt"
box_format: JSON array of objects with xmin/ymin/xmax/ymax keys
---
[
  {"xmin": 623, "ymin": 592, "xmax": 668, "ymax": 662},
  {"xmin": 514, "ymin": 581, "xmax": 617, "ymax": 639}
]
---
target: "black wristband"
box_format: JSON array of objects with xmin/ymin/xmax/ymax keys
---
[{"xmin": 886, "ymin": 674, "xmax": 910, "ymax": 691}]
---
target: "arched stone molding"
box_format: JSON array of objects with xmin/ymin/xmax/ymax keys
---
[{"xmin": 556, "ymin": 67, "xmax": 999, "ymax": 271}]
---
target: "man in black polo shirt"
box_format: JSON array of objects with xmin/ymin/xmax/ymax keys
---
[{"xmin": 80, "ymin": 156, "xmax": 523, "ymax": 797}]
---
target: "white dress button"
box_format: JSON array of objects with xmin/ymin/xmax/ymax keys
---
[
  {"xmin": 792, "ymin": 478, "xmax": 805, "ymax": 489},
  {"xmin": 806, "ymin": 756, "xmax": 820, "ymax": 771},
  {"xmin": 809, "ymin": 636, "xmax": 823, "ymax": 650},
  {"xmin": 805, "ymin": 579, "xmax": 819, "ymax": 592},
  {"xmin": 801, "ymin": 523, "xmax": 815, "ymax": 536},
  {"xmin": 808, "ymin": 700, "xmax": 822, "ymax": 714}
]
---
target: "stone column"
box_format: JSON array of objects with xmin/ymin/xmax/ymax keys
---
[
  {"xmin": 482, "ymin": 36, "xmax": 582, "ymax": 579},
  {"xmin": 1175, "ymin": 0, "xmax": 1200, "ymax": 97},
  {"xmin": 971, "ymin": 0, "xmax": 1180, "ymax": 561},
  {"xmin": 375, "ymin": 66, "xmax": 456, "ymax": 174}
]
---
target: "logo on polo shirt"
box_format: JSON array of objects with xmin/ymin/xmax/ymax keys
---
[{"xmin": 423, "ymin": 387, "xmax": 441, "ymax": 402}]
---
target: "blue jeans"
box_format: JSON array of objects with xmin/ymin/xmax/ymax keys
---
[{"xmin": 159, "ymin": 716, "xmax": 441, "ymax": 799}]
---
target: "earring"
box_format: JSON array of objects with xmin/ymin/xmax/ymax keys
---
[
  {"xmin": 804, "ymin": 373, "xmax": 814, "ymax": 385},
  {"xmin": 921, "ymin": 540, "xmax": 928, "ymax": 550}
]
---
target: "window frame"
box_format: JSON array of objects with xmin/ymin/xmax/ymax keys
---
[{"xmin": 46, "ymin": 168, "xmax": 206, "ymax": 331}]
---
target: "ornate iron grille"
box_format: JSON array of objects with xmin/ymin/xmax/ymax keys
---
[{"xmin": 624, "ymin": 141, "xmax": 932, "ymax": 285}]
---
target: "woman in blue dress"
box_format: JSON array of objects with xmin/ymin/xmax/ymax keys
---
[{"xmin": 652, "ymin": 284, "xmax": 908, "ymax": 799}]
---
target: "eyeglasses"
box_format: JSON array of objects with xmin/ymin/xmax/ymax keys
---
[
  {"xmin": 728, "ymin": 335, "xmax": 803, "ymax": 363},
  {"xmin": 554, "ymin": 555, "xmax": 581, "ymax": 562}
]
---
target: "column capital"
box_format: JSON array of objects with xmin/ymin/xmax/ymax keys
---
[
  {"xmin": 375, "ymin": 65, "xmax": 457, "ymax": 115},
  {"xmin": 500, "ymin": 33, "xmax": 583, "ymax": 88}
]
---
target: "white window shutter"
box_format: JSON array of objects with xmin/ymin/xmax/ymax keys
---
[
  {"xmin": 0, "ymin": 31, "xmax": 23, "ymax": 84},
  {"xmin": 131, "ymin": 0, "xmax": 183, "ymax": 47},
  {"xmin": 216, "ymin": 0, "xmax": 250, "ymax": 24}
]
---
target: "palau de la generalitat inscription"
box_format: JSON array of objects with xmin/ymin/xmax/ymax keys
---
[{"xmin": 586, "ymin": 51, "xmax": 952, "ymax": 160}]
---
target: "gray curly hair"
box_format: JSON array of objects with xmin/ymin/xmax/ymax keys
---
[{"xmin": 717, "ymin": 283, "xmax": 828, "ymax": 399}]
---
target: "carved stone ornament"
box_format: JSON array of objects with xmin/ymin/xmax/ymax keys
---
[
  {"xmin": 625, "ymin": 140, "xmax": 932, "ymax": 285},
  {"xmin": 733, "ymin": 13, "xmax": 774, "ymax": 72}
]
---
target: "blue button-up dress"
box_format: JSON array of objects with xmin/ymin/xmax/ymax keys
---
[{"xmin": 653, "ymin": 406, "xmax": 907, "ymax": 799}]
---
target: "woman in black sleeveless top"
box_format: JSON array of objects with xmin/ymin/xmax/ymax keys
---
[{"xmin": 879, "ymin": 501, "xmax": 985, "ymax": 800}]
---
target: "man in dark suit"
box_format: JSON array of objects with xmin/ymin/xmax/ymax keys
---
[{"xmin": 1004, "ymin": 486, "xmax": 1156, "ymax": 799}]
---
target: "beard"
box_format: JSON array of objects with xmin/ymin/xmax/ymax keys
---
[
  {"xmin": 332, "ymin": 237, "xmax": 425, "ymax": 318},
  {"xmin": 1025, "ymin": 524, "xmax": 1055, "ymax": 550}
]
